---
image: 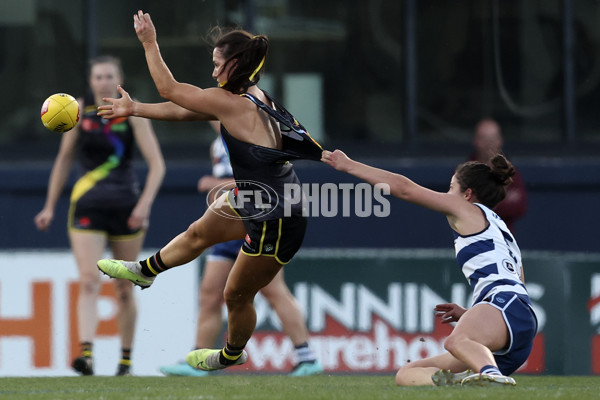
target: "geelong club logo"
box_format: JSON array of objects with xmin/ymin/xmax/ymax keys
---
[{"xmin": 503, "ymin": 259, "xmax": 516, "ymax": 273}]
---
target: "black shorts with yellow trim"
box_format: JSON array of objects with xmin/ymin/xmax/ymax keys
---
[
  {"xmin": 68, "ymin": 202, "xmax": 143, "ymax": 241},
  {"xmin": 240, "ymin": 216, "xmax": 307, "ymax": 265}
]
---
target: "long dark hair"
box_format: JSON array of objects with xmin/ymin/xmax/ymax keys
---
[
  {"xmin": 455, "ymin": 154, "xmax": 516, "ymax": 209},
  {"xmin": 207, "ymin": 27, "xmax": 269, "ymax": 94}
]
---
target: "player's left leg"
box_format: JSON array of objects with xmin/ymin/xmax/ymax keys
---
[
  {"xmin": 186, "ymin": 253, "xmax": 282, "ymax": 371},
  {"xmin": 396, "ymin": 352, "xmax": 469, "ymax": 386}
]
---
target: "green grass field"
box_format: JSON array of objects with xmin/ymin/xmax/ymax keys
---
[{"xmin": 0, "ymin": 375, "xmax": 599, "ymax": 400}]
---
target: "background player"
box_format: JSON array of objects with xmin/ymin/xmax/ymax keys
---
[{"xmin": 34, "ymin": 55, "xmax": 165, "ymax": 375}]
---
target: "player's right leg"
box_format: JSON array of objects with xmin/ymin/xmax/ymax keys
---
[
  {"xmin": 69, "ymin": 230, "xmax": 107, "ymax": 376},
  {"xmin": 98, "ymin": 192, "xmax": 246, "ymax": 287},
  {"xmin": 442, "ymin": 303, "xmax": 508, "ymax": 373}
]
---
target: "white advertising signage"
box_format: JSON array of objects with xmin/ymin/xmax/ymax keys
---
[{"xmin": 0, "ymin": 250, "xmax": 198, "ymax": 376}]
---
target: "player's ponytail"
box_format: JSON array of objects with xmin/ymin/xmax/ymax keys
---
[
  {"xmin": 489, "ymin": 154, "xmax": 515, "ymax": 186},
  {"xmin": 209, "ymin": 27, "xmax": 269, "ymax": 94},
  {"xmin": 455, "ymin": 154, "xmax": 516, "ymax": 209}
]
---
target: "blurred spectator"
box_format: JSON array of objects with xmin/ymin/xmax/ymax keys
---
[{"xmin": 470, "ymin": 118, "xmax": 528, "ymax": 232}]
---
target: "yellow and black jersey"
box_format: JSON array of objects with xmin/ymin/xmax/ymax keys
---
[
  {"xmin": 71, "ymin": 95, "xmax": 139, "ymax": 209},
  {"xmin": 220, "ymin": 90, "xmax": 321, "ymax": 222}
]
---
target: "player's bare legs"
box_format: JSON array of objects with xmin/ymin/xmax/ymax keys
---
[
  {"xmin": 186, "ymin": 253, "xmax": 281, "ymax": 371},
  {"xmin": 396, "ymin": 352, "xmax": 469, "ymax": 386},
  {"xmin": 194, "ymin": 259, "xmax": 230, "ymax": 347},
  {"xmin": 261, "ymin": 269, "xmax": 323, "ymax": 376},
  {"xmin": 69, "ymin": 231, "xmax": 107, "ymax": 375},
  {"xmin": 396, "ymin": 303, "xmax": 510, "ymax": 386},
  {"xmin": 444, "ymin": 304, "xmax": 508, "ymax": 370},
  {"xmin": 260, "ymin": 270, "xmax": 308, "ymax": 345},
  {"xmin": 225, "ymin": 253, "xmax": 283, "ymax": 346},
  {"xmin": 98, "ymin": 192, "xmax": 245, "ymax": 286},
  {"xmin": 110, "ymin": 234, "xmax": 145, "ymax": 375},
  {"xmin": 159, "ymin": 194, "xmax": 246, "ymax": 267}
]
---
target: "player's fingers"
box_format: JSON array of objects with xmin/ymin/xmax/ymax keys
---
[
  {"xmin": 127, "ymin": 217, "xmax": 140, "ymax": 230},
  {"xmin": 99, "ymin": 98, "xmax": 113, "ymax": 106},
  {"xmin": 138, "ymin": 10, "xmax": 148, "ymax": 26},
  {"xmin": 117, "ymin": 85, "xmax": 128, "ymax": 96},
  {"xmin": 98, "ymin": 111, "xmax": 114, "ymax": 119}
]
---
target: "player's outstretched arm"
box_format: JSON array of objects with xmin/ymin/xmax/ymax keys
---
[
  {"xmin": 133, "ymin": 10, "xmax": 225, "ymax": 120},
  {"xmin": 98, "ymin": 85, "xmax": 213, "ymax": 122},
  {"xmin": 321, "ymin": 149, "xmax": 460, "ymax": 216}
]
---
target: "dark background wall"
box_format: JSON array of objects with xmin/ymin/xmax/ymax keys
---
[{"xmin": 3, "ymin": 157, "xmax": 598, "ymax": 253}]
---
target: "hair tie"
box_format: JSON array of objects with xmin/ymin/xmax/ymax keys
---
[{"xmin": 249, "ymin": 56, "xmax": 266, "ymax": 82}]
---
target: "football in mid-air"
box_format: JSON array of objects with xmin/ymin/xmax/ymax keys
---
[{"xmin": 40, "ymin": 93, "xmax": 80, "ymax": 133}]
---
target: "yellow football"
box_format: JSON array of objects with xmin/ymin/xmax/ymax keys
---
[{"xmin": 40, "ymin": 93, "xmax": 80, "ymax": 133}]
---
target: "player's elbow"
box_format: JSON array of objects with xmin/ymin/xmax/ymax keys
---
[
  {"xmin": 153, "ymin": 158, "xmax": 166, "ymax": 179},
  {"xmin": 156, "ymin": 79, "xmax": 179, "ymax": 101},
  {"xmin": 157, "ymin": 86, "xmax": 175, "ymax": 101},
  {"xmin": 390, "ymin": 182, "xmax": 413, "ymax": 202}
]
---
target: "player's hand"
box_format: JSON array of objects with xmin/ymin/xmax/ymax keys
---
[
  {"xmin": 34, "ymin": 208, "xmax": 54, "ymax": 231},
  {"xmin": 434, "ymin": 303, "xmax": 467, "ymax": 324},
  {"xmin": 321, "ymin": 149, "xmax": 352, "ymax": 172},
  {"xmin": 133, "ymin": 10, "xmax": 157, "ymax": 46},
  {"xmin": 197, "ymin": 175, "xmax": 221, "ymax": 193},
  {"xmin": 128, "ymin": 202, "xmax": 150, "ymax": 230},
  {"xmin": 98, "ymin": 86, "xmax": 134, "ymax": 119}
]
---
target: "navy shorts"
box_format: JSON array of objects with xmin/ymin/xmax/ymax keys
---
[
  {"xmin": 483, "ymin": 292, "xmax": 538, "ymax": 375},
  {"xmin": 68, "ymin": 202, "xmax": 142, "ymax": 240},
  {"xmin": 206, "ymin": 239, "xmax": 244, "ymax": 262}
]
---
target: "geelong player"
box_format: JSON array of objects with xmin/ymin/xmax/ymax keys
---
[{"xmin": 321, "ymin": 149, "xmax": 538, "ymax": 387}]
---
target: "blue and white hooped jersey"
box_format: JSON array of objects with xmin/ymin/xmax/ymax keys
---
[
  {"xmin": 210, "ymin": 136, "xmax": 234, "ymax": 179},
  {"xmin": 453, "ymin": 203, "xmax": 528, "ymax": 306}
]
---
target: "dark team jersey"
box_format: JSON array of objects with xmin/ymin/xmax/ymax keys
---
[
  {"xmin": 70, "ymin": 95, "xmax": 139, "ymax": 208},
  {"xmin": 221, "ymin": 90, "xmax": 322, "ymax": 221}
]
